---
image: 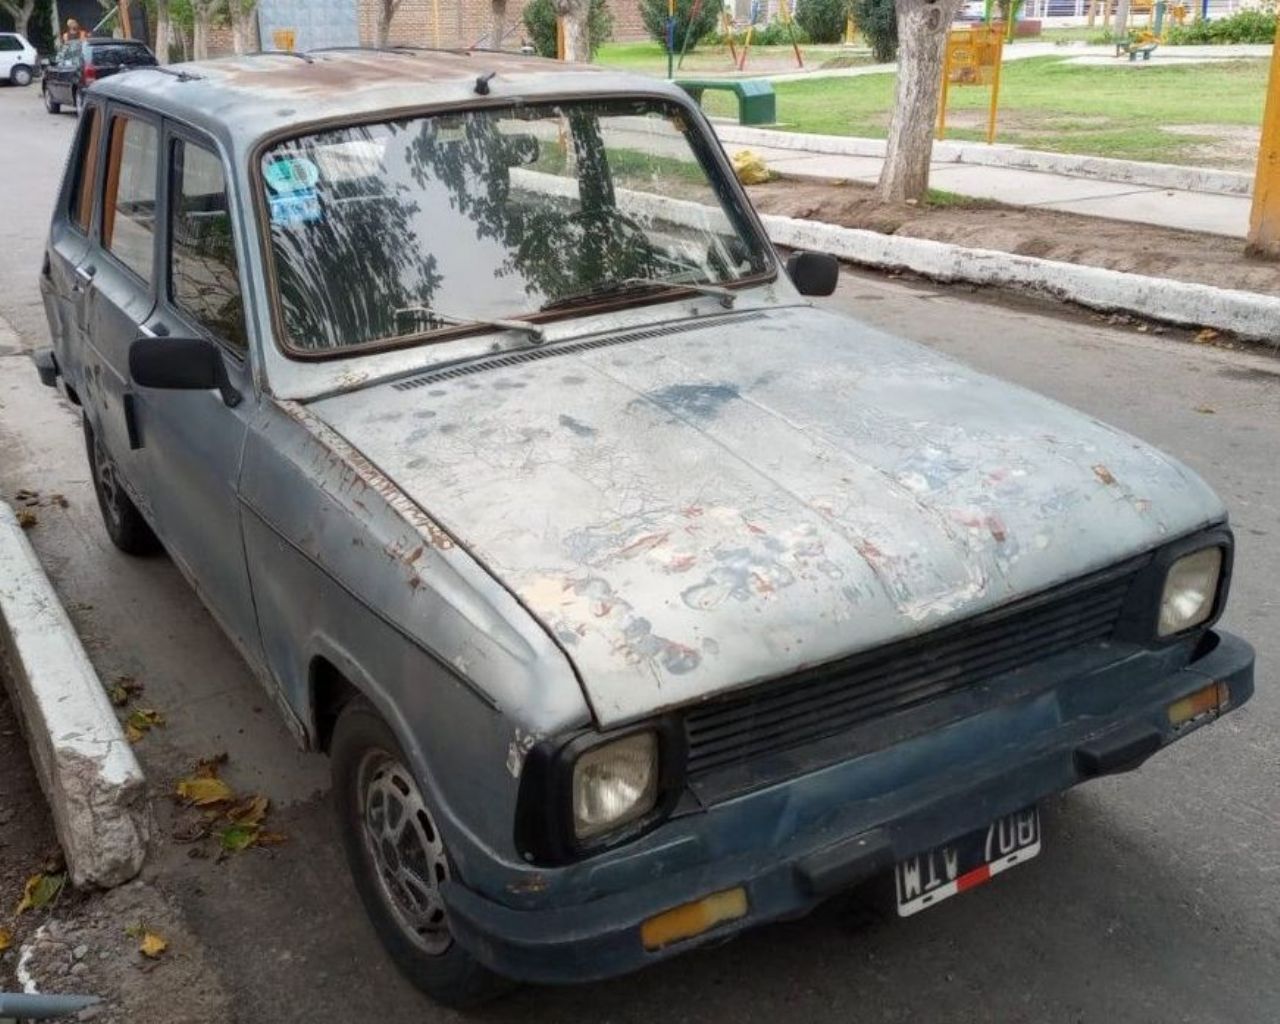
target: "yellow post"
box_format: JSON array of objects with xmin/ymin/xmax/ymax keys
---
[
  {"xmin": 1247, "ymin": 20, "xmax": 1280, "ymax": 258},
  {"xmin": 556, "ymin": 15, "xmax": 565, "ymax": 59},
  {"xmin": 845, "ymin": 16, "xmax": 855, "ymax": 44},
  {"xmin": 986, "ymin": 35, "xmax": 1004, "ymax": 144}
]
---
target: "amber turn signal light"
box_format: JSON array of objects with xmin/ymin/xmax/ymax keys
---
[
  {"xmin": 640, "ymin": 887, "xmax": 749, "ymax": 951},
  {"xmin": 1167, "ymin": 681, "xmax": 1229, "ymax": 729}
]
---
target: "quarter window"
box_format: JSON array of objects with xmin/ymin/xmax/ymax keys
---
[
  {"xmin": 102, "ymin": 115, "xmax": 158, "ymax": 282},
  {"xmin": 69, "ymin": 106, "xmax": 101, "ymax": 235},
  {"xmin": 170, "ymin": 140, "xmax": 246, "ymax": 350}
]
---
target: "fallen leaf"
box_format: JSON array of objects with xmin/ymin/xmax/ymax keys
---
[
  {"xmin": 175, "ymin": 776, "xmax": 234, "ymax": 806},
  {"xmin": 1194, "ymin": 405, "xmax": 1216, "ymax": 415},
  {"xmin": 255, "ymin": 831, "xmax": 288, "ymax": 846},
  {"xmin": 15, "ymin": 872, "xmax": 65, "ymax": 915},
  {"xmin": 139, "ymin": 931, "xmax": 167, "ymax": 959},
  {"xmin": 125, "ymin": 708, "xmax": 164, "ymax": 743},
  {"xmin": 124, "ymin": 922, "xmax": 144, "ymax": 940},
  {"xmin": 1194, "ymin": 328, "xmax": 1219, "ymax": 344},
  {"xmin": 49, "ymin": 494, "xmax": 69, "ymax": 509},
  {"xmin": 226, "ymin": 794, "xmax": 269, "ymax": 828},
  {"xmin": 13, "ymin": 488, "xmax": 38, "ymax": 501},
  {"xmin": 106, "ymin": 676, "xmax": 144, "ymax": 707},
  {"xmin": 194, "ymin": 753, "xmax": 228, "ymax": 779},
  {"xmin": 16, "ymin": 509, "xmax": 37, "ymax": 529},
  {"xmin": 0, "ymin": 927, "xmax": 11, "ymax": 952},
  {"xmin": 217, "ymin": 823, "xmax": 260, "ymax": 853},
  {"xmin": 1092, "ymin": 464, "xmax": 1117, "ymax": 486}
]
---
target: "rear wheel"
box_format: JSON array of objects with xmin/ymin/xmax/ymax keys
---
[
  {"xmin": 83, "ymin": 417, "xmax": 161, "ymax": 555},
  {"xmin": 10, "ymin": 65, "xmax": 32, "ymax": 87},
  {"xmin": 42, "ymin": 84, "xmax": 60, "ymax": 113},
  {"xmin": 330, "ymin": 699, "xmax": 512, "ymax": 1009}
]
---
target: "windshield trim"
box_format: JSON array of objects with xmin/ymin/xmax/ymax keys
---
[{"xmin": 249, "ymin": 89, "xmax": 778, "ymax": 362}]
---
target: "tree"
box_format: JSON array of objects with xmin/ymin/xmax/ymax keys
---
[
  {"xmin": 876, "ymin": 0, "xmax": 961, "ymax": 203},
  {"xmin": 852, "ymin": 0, "xmax": 898, "ymax": 62},
  {"xmin": 190, "ymin": 0, "xmax": 219, "ymax": 58},
  {"xmin": 489, "ymin": 0, "xmax": 508, "ymax": 47},
  {"xmin": 553, "ymin": 0, "xmax": 589, "ymax": 60},
  {"xmin": 152, "ymin": 0, "xmax": 172, "ymax": 61},
  {"xmin": 640, "ymin": 0, "xmax": 720, "ymax": 53},
  {"xmin": 228, "ymin": 0, "xmax": 256, "ymax": 52},
  {"xmin": 522, "ymin": 0, "xmax": 611, "ymax": 58},
  {"xmin": 0, "ymin": 0, "xmax": 37, "ymax": 38},
  {"xmin": 376, "ymin": 0, "xmax": 403, "ymax": 46}
]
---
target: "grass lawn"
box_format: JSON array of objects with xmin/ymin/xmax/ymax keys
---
[
  {"xmin": 595, "ymin": 40, "xmax": 866, "ymax": 77},
  {"xmin": 763, "ymin": 56, "xmax": 1267, "ymax": 165}
]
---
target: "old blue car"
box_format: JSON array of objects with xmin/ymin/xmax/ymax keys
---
[{"xmin": 36, "ymin": 48, "xmax": 1253, "ymax": 1007}]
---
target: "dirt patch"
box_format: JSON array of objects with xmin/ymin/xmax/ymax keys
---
[
  {"xmin": 0, "ymin": 684, "xmax": 61, "ymax": 987},
  {"xmin": 747, "ymin": 178, "xmax": 1280, "ymax": 296},
  {"xmin": 1161, "ymin": 123, "xmax": 1262, "ymax": 173}
]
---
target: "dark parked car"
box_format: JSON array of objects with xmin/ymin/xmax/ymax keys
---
[
  {"xmin": 35, "ymin": 49, "xmax": 1254, "ymax": 1009},
  {"xmin": 42, "ymin": 36, "xmax": 156, "ymax": 114}
]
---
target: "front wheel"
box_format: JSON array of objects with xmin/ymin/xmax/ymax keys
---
[
  {"xmin": 42, "ymin": 85, "xmax": 60, "ymax": 114},
  {"xmin": 330, "ymin": 699, "xmax": 512, "ymax": 1009},
  {"xmin": 83, "ymin": 417, "xmax": 161, "ymax": 555},
  {"xmin": 11, "ymin": 65, "xmax": 32, "ymax": 87}
]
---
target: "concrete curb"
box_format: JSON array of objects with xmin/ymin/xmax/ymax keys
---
[
  {"xmin": 0, "ymin": 501, "xmax": 149, "ymax": 889},
  {"xmin": 715, "ymin": 125, "xmax": 1254, "ymax": 197},
  {"xmin": 763, "ymin": 213, "xmax": 1280, "ymax": 341}
]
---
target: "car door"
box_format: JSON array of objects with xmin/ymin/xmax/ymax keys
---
[
  {"xmin": 42, "ymin": 100, "xmax": 102, "ymax": 375},
  {"xmin": 128, "ymin": 122, "xmax": 264, "ymax": 670},
  {"xmin": 0, "ymin": 36, "xmax": 18, "ymax": 79}
]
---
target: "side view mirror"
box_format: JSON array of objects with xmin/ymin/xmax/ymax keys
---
[
  {"xmin": 786, "ymin": 251, "xmax": 839, "ymax": 297},
  {"xmin": 129, "ymin": 336, "xmax": 241, "ymax": 407},
  {"xmin": 39, "ymin": 57, "xmax": 51, "ymax": 68}
]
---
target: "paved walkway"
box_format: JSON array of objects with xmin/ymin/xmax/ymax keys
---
[{"xmin": 715, "ymin": 130, "xmax": 1252, "ymax": 238}]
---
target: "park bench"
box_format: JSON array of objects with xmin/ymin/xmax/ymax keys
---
[
  {"xmin": 675, "ymin": 78, "xmax": 777, "ymax": 126},
  {"xmin": 1116, "ymin": 39, "xmax": 1158, "ymax": 60}
]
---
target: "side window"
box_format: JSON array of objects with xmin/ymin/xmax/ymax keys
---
[
  {"xmin": 102, "ymin": 114, "xmax": 158, "ymax": 283},
  {"xmin": 170, "ymin": 140, "xmax": 247, "ymax": 350},
  {"xmin": 68, "ymin": 106, "xmax": 101, "ymax": 234},
  {"xmin": 0, "ymin": 37, "xmax": 22, "ymax": 52}
]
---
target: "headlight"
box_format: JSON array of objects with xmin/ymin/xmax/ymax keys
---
[
  {"xmin": 1159, "ymin": 547, "xmax": 1222, "ymax": 636},
  {"xmin": 572, "ymin": 731, "xmax": 659, "ymax": 840}
]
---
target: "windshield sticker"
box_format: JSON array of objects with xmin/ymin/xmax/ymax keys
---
[
  {"xmin": 269, "ymin": 189, "xmax": 321, "ymax": 226},
  {"xmin": 264, "ymin": 157, "xmax": 320, "ymax": 195}
]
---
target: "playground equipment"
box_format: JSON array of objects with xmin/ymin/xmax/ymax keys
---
[
  {"xmin": 937, "ymin": 23, "xmax": 1006, "ymax": 144},
  {"xmin": 735, "ymin": 0, "xmax": 805, "ymax": 71},
  {"xmin": 983, "ymin": 0, "xmax": 1026, "ymax": 42}
]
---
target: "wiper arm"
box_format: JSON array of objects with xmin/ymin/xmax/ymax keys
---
[
  {"xmin": 540, "ymin": 277, "xmax": 737, "ymax": 313},
  {"xmin": 394, "ymin": 306, "xmax": 545, "ymax": 344}
]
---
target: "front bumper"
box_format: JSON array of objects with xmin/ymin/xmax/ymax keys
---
[{"xmin": 442, "ymin": 630, "xmax": 1254, "ymax": 985}]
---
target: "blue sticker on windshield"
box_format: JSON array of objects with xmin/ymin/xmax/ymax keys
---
[
  {"xmin": 264, "ymin": 157, "xmax": 320, "ymax": 195},
  {"xmin": 269, "ymin": 189, "xmax": 321, "ymax": 225}
]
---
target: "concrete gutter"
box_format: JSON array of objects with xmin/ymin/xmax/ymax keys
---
[
  {"xmin": 715, "ymin": 125, "xmax": 1254, "ymax": 197},
  {"xmin": 0, "ymin": 501, "xmax": 149, "ymax": 888},
  {"xmin": 764, "ymin": 213, "xmax": 1280, "ymax": 342}
]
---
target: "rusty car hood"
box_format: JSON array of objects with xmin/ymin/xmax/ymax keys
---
[{"xmin": 307, "ymin": 306, "xmax": 1225, "ymax": 725}]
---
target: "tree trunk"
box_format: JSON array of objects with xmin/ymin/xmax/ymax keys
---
[
  {"xmin": 6, "ymin": 0, "xmax": 37, "ymax": 37},
  {"xmin": 875, "ymin": 0, "xmax": 962, "ymax": 203},
  {"xmin": 192, "ymin": 6, "xmax": 211, "ymax": 59},
  {"xmin": 489, "ymin": 0, "xmax": 508, "ymax": 48},
  {"xmin": 554, "ymin": 0, "xmax": 588, "ymax": 60},
  {"xmin": 1114, "ymin": 0, "xmax": 1130, "ymax": 36},
  {"xmin": 377, "ymin": 0, "xmax": 403, "ymax": 46},
  {"xmin": 229, "ymin": 1, "xmax": 257, "ymax": 54},
  {"xmin": 153, "ymin": 0, "xmax": 172, "ymax": 62}
]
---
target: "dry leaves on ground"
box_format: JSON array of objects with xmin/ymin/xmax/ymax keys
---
[
  {"xmin": 106, "ymin": 675, "xmax": 144, "ymax": 707},
  {"xmin": 15, "ymin": 872, "xmax": 65, "ymax": 916},
  {"xmin": 124, "ymin": 708, "xmax": 165, "ymax": 743},
  {"xmin": 0, "ymin": 927, "xmax": 12, "ymax": 952},
  {"xmin": 173, "ymin": 756, "xmax": 286, "ymax": 856}
]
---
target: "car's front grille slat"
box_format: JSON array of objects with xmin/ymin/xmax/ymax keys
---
[{"xmin": 682, "ymin": 566, "xmax": 1139, "ymax": 785}]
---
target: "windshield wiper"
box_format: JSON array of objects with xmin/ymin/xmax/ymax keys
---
[
  {"xmin": 540, "ymin": 277, "xmax": 737, "ymax": 313},
  {"xmin": 394, "ymin": 306, "xmax": 545, "ymax": 344}
]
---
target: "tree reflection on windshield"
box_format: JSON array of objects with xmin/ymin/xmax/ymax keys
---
[{"xmin": 262, "ymin": 98, "xmax": 770, "ymax": 355}]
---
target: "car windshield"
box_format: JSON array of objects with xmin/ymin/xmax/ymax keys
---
[
  {"xmin": 85, "ymin": 43, "xmax": 155, "ymax": 66},
  {"xmin": 260, "ymin": 97, "xmax": 773, "ymax": 355}
]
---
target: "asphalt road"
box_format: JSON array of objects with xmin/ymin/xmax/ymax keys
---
[{"xmin": 0, "ymin": 83, "xmax": 1278, "ymax": 1024}]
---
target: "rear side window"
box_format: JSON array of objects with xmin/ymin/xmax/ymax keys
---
[
  {"xmin": 170, "ymin": 140, "xmax": 246, "ymax": 350},
  {"xmin": 0, "ymin": 36, "xmax": 22, "ymax": 52},
  {"xmin": 69, "ymin": 107, "xmax": 101, "ymax": 235},
  {"xmin": 102, "ymin": 115, "xmax": 159, "ymax": 282},
  {"xmin": 85, "ymin": 43, "xmax": 156, "ymax": 67}
]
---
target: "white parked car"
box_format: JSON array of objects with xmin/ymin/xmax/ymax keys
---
[{"xmin": 0, "ymin": 31, "xmax": 38, "ymax": 86}]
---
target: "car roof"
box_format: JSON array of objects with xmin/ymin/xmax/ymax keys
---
[{"xmin": 89, "ymin": 48, "xmax": 688, "ymax": 156}]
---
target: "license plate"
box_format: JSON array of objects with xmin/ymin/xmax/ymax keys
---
[{"xmin": 894, "ymin": 806, "xmax": 1041, "ymax": 917}]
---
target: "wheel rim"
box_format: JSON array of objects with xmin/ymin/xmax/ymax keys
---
[
  {"xmin": 92, "ymin": 434, "xmax": 123, "ymax": 531},
  {"xmin": 43, "ymin": 87, "xmax": 53, "ymax": 109},
  {"xmin": 15, "ymin": 69, "xmax": 30, "ymax": 85},
  {"xmin": 358, "ymin": 750, "xmax": 453, "ymax": 956}
]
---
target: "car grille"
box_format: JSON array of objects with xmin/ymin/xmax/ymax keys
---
[{"xmin": 683, "ymin": 563, "xmax": 1140, "ymax": 783}]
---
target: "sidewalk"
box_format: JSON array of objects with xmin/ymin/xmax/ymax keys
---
[{"xmin": 713, "ymin": 126, "xmax": 1253, "ymax": 238}]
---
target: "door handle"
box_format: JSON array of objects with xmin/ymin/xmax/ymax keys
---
[
  {"xmin": 72, "ymin": 264, "xmax": 96, "ymax": 294},
  {"xmin": 138, "ymin": 322, "xmax": 170, "ymax": 339}
]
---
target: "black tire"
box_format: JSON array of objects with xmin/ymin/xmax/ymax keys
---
[
  {"xmin": 11, "ymin": 65, "xmax": 32, "ymax": 87},
  {"xmin": 330, "ymin": 699, "xmax": 513, "ymax": 1009},
  {"xmin": 83, "ymin": 417, "xmax": 161, "ymax": 555},
  {"xmin": 42, "ymin": 84, "xmax": 60, "ymax": 113}
]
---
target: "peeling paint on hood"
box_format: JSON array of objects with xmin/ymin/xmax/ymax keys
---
[{"xmin": 308, "ymin": 306, "xmax": 1225, "ymax": 725}]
